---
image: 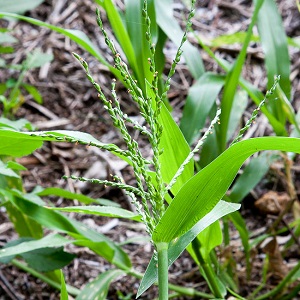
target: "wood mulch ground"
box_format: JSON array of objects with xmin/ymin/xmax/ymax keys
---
[{"xmin": 0, "ymin": 0, "xmax": 300, "ymax": 299}]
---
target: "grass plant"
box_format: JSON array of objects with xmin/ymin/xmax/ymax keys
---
[{"xmin": 0, "ymin": 0, "xmax": 300, "ymax": 299}]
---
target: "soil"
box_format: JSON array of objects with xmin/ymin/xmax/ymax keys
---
[{"xmin": 0, "ymin": 0, "xmax": 300, "ymax": 299}]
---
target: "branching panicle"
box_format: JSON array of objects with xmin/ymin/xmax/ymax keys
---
[{"xmin": 230, "ymin": 75, "xmax": 281, "ymax": 146}]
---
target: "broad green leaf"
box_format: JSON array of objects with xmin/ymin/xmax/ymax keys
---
[
  {"xmin": 60, "ymin": 271, "xmax": 69, "ymax": 300},
  {"xmin": 152, "ymin": 137, "xmax": 300, "ymax": 243},
  {"xmin": 0, "ymin": 0, "xmax": 44, "ymax": 14},
  {"xmin": 0, "ymin": 117, "xmax": 33, "ymax": 130},
  {"xmin": 50, "ymin": 205, "xmax": 141, "ymax": 221},
  {"xmin": 257, "ymin": 0, "xmax": 291, "ymax": 103},
  {"xmin": 0, "ymin": 12, "xmax": 122, "ymax": 79},
  {"xmin": 155, "ymin": 0, "xmax": 204, "ymax": 79},
  {"xmin": 147, "ymin": 85, "xmax": 193, "ymax": 194},
  {"xmin": 210, "ymin": 32, "xmax": 260, "ymax": 47},
  {"xmin": 22, "ymin": 247, "xmax": 76, "ymax": 272},
  {"xmin": 37, "ymin": 187, "xmax": 119, "ymax": 206},
  {"xmin": 228, "ymin": 152, "xmax": 277, "ymax": 203},
  {"xmin": 9, "ymin": 195, "xmax": 132, "ymax": 270},
  {"xmin": 1, "ymin": 191, "xmax": 43, "ymax": 239},
  {"xmin": 22, "ymin": 84, "xmax": 43, "ymax": 104},
  {"xmin": 180, "ymin": 73, "xmax": 225, "ymax": 145},
  {"xmin": 0, "ymin": 130, "xmax": 128, "ymax": 162},
  {"xmin": 0, "ymin": 161, "xmax": 19, "ymax": 178},
  {"xmin": 195, "ymin": 221, "xmax": 222, "ymax": 261},
  {"xmin": 124, "ymin": 0, "xmax": 155, "ymax": 89},
  {"xmin": 137, "ymin": 200, "xmax": 240, "ymax": 297},
  {"xmin": 0, "ymin": 234, "xmax": 71, "ymax": 259},
  {"xmin": 6, "ymin": 161, "xmax": 27, "ymax": 171},
  {"xmin": 218, "ymin": 0, "xmax": 264, "ymax": 152},
  {"xmin": 227, "ymin": 89, "xmax": 248, "ymax": 140},
  {"xmin": 195, "ymin": 32, "xmax": 287, "ymax": 137},
  {"xmin": 0, "ymin": 32, "xmax": 18, "ymax": 43},
  {"xmin": 100, "ymin": 0, "xmax": 139, "ymax": 79},
  {"xmin": 23, "ymin": 49, "xmax": 53, "ymax": 70},
  {"xmin": 76, "ymin": 269, "xmax": 124, "ymax": 300}
]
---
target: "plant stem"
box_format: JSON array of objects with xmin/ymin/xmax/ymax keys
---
[
  {"xmin": 12, "ymin": 259, "xmax": 80, "ymax": 296},
  {"xmin": 192, "ymin": 238, "xmax": 223, "ymax": 298},
  {"xmin": 156, "ymin": 242, "xmax": 169, "ymax": 300}
]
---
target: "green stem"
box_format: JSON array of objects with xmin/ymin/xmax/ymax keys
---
[
  {"xmin": 156, "ymin": 242, "xmax": 169, "ymax": 300},
  {"xmin": 12, "ymin": 259, "xmax": 80, "ymax": 296},
  {"xmin": 192, "ymin": 238, "xmax": 223, "ymax": 298}
]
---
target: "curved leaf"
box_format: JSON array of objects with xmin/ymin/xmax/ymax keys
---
[
  {"xmin": 50, "ymin": 205, "xmax": 141, "ymax": 221},
  {"xmin": 180, "ymin": 73, "xmax": 225, "ymax": 144},
  {"xmin": 152, "ymin": 137, "xmax": 300, "ymax": 243}
]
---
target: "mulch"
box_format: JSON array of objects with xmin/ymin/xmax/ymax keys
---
[{"xmin": 0, "ymin": 0, "xmax": 300, "ymax": 299}]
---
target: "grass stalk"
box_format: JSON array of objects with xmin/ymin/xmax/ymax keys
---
[{"xmin": 156, "ymin": 242, "xmax": 169, "ymax": 300}]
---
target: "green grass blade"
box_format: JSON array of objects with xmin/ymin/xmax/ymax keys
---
[
  {"xmin": 100, "ymin": 0, "xmax": 139, "ymax": 78},
  {"xmin": 228, "ymin": 152, "xmax": 277, "ymax": 203},
  {"xmin": 0, "ymin": 234, "xmax": 71, "ymax": 259},
  {"xmin": 49, "ymin": 205, "xmax": 141, "ymax": 221},
  {"xmin": 138, "ymin": 200, "xmax": 239, "ymax": 296},
  {"xmin": 0, "ymin": 12, "xmax": 121, "ymax": 79},
  {"xmin": 76, "ymin": 269, "xmax": 124, "ymax": 300},
  {"xmin": 9, "ymin": 195, "xmax": 132, "ymax": 270},
  {"xmin": 180, "ymin": 73, "xmax": 225, "ymax": 144},
  {"xmin": 124, "ymin": 0, "xmax": 155, "ymax": 88},
  {"xmin": 0, "ymin": 0, "xmax": 43, "ymax": 14},
  {"xmin": 60, "ymin": 271, "xmax": 68, "ymax": 300},
  {"xmin": 195, "ymin": 35, "xmax": 288, "ymax": 136},
  {"xmin": 0, "ymin": 129, "xmax": 129, "ymax": 162},
  {"xmin": 146, "ymin": 83, "xmax": 194, "ymax": 194},
  {"xmin": 152, "ymin": 136, "xmax": 300, "ymax": 243},
  {"xmin": 257, "ymin": 0, "xmax": 291, "ymax": 105},
  {"xmin": 218, "ymin": 0, "xmax": 264, "ymax": 152},
  {"xmin": 155, "ymin": 0, "xmax": 204, "ymax": 79}
]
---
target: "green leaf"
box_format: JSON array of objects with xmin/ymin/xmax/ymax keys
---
[
  {"xmin": 23, "ymin": 49, "xmax": 53, "ymax": 70},
  {"xmin": 228, "ymin": 152, "xmax": 277, "ymax": 203},
  {"xmin": 60, "ymin": 271, "xmax": 69, "ymax": 300},
  {"xmin": 0, "ymin": 130, "xmax": 128, "ymax": 162},
  {"xmin": 0, "ymin": 12, "xmax": 122, "ymax": 79},
  {"xmin": 6, "ymin": 161, "xmax": 27, "ymax": 171},
  {"xmin": 37, "ymin": 187, "xmax": 119, "ymax": 206},
  {"xmin": 180, "ymin": 73, "xmax": 225, "ymax": 144},
  {"xmin": 257, "ymin": 0, "xmax": 291, "ymax": 102},
  {"xmin": 9, "ymin": 195, "xmax": 132, "ymax": 270},
  {"xmin": 155, "ymin": 0, "xmax": 204, "ymax": 79},
  {"xmin": 197, "ymin": 221, "xmax": 222, "ymax": 260},
  {"xmin": 0, "ymin": 161, "xmax": 19, "ymax": 178},
  {"xmin": 0, "ymin": 0, "xmax": 44, "ymax": 14},
  {"xmin": 99, "ymin": 0, "xmax": 139, "ymax": 82},
  {"xmin": 0, "ymin": 117, "xmax": 33, "ymax": 131},
  {"xmin": 1, "ymin": 192, "xmax": 43, "ymax": 238},
  {"xmin": 124, "ymin": 0, "xmax": 153, "ymax": 89},
  {"xmin": 22, "ymin": 84, "xmax": 43, "ymax": 104},
  {"xmin": 22, "ymin": 247, "xmax": 76, "ymax": 272},
  {"xmin": 210, "ymin": 32, "xmax": 260, "ymax": 47},
  {"xmin": 137, "ymin": 200, "xmax": 240, "ymax": 297},
  {"xmin": 218, "ymin": 0, "xmax": 264, "ymax": 152},
  {"xmin": 152, "ymin": 137, "xmax": 300, "ymax": 243},
  {"xmin": 0, "ymin": 32, "xmax": 18, "ymax": 43},
  {"xmin": 76, "ymin": 269, "xmax": 124, "ymax": 300},
  {"xmin": 50, "ymin": 205, "xmax": 141, "ymax": 221},
  {"xmin": 0, "ymin": 234, "xmax": 71, "ymax": 259}
]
